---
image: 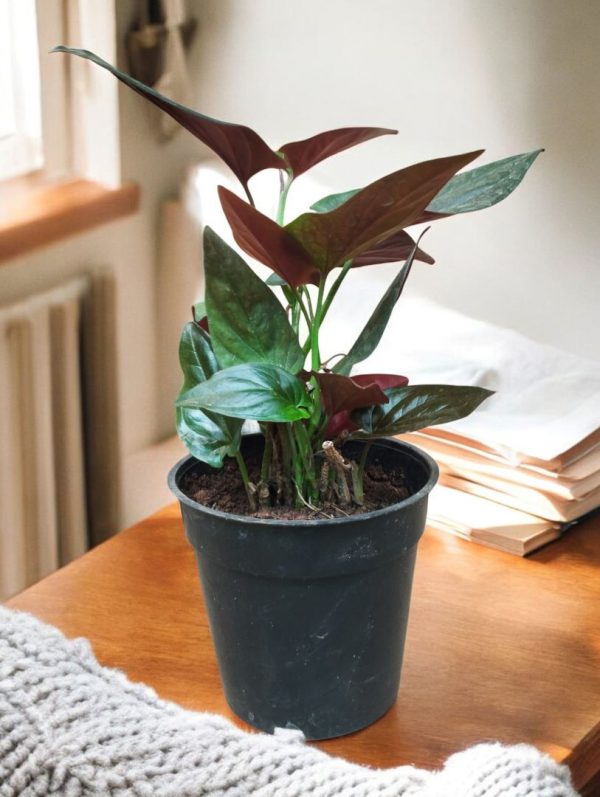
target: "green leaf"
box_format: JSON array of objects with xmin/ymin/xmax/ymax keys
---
[
  {"xmin": 266, "ymin": 273, "xmax": 288, "ymax": 287},
  {"xmin": 176, "ymin": 322, "xmax": 242, "ymax": 467},
  {"xmin": 352, "ymin": 384, "xmax": 494, "ymax": 438},
  {"xmin": 204, "ymin": 227, "xmax": 304, "ymax": 372},
  {"xmin": 192, "ymin": 301, "xmax": 207, "ymax": 322},
  {"xmin": 177, "ymin": 363, "xmax": 312, "ymax": 422},
  {"xmin": 176, "ymin": 407, "xmax": 242, "ymax": 468},
  {"xmin": 427, "ymin": 149, "xmax": 543, "ymax": 215},
  {"xmin": 311, "ymin": 188, "xmax": 359, "ymax": 214},
  {"xmin": 334, "ymin": 234, "xmax": 426, "ymax": 376},
  {"xmin": 285, "ymin": 151, "xmax": 481, "ymax": 272},
  {"xmin": 311, "ymin": 150, "xmax": 543, "ymax": 220},
  {"xmin": 179, "ymin": 322, "xmax": 218, "ymax": 386},
  {"xmin": 51, "ymin": 47, "xmax": 282, "ymax": 194}
]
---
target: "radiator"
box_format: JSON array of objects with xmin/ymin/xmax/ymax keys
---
[{"xmin": 0, "ymin": 274, "xmax": 120, "ymax": 600}]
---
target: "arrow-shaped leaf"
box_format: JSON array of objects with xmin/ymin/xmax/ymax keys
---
[
  {"xmin": 176, "ymin": 322, "xmax": 242, "ymax": 467},
  {"xmin": 204, "ymin": 227, "xmax": 305, "ymax": 372},
  {"xmin": 311, "ymin": 150, "xmax": 543, "ymax": 225},
  {"xmin": 352, "ymin": 229, "xmax": 434, "ymax": 267},
  {"xmin": 425, "ymin": 149, "xmax": 543, "ymax": 215},
  {"xmin": 218, "ymin": 187, "xmax": 320, "ymax": 287},
  {"xmin": 178, "ymin": 321, "xmax": 218, "ymax": 385},
  {"xmin": 278, "ymin": 127, "xmax": 397, "ymax": 178},
  {"xmin": 324, "ymin": 373, "xmax": 409, "ymax": 438},
  {"xmin": 352, "ymin": 384, "xmax": 494, "ymax": 438},
  {"xmin": 334, "ymin": 233, "xmax": 426, "ymax": 376},
  {"xmin": 310, "ymin": 371, "xmax": 389, "ymax": 417},
  {"xmin": 52, "ymin": 47, "xmax": 283, "ymax": 193},
  {"xmin": 285, "ymin": 150, "xmax": 482, "ymax": 273},
  {"xmin": 177, "ymin": 363, "xmax": 312, "ymax": 422},
  {"xmin": 177, "ymin": 405, "xmax": 242, "ymax": 468},
  {"xmin": 311, "ymin": 188, "xmax": 360, "ymax": 214}
]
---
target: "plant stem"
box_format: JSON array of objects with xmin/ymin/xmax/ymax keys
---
[
  {"xmin": 243, "ymin": 183, "xmax": 256, "ymax": 208},
  {"xmin": 311, "ymin": 279, "xmax": 326, "ymax": 371},
  {"xmin": 302, "ymin": 287, "xmax": 315, "ymax": 321},
  {"xmin": 292, "ymin": 288, "xmax": 312, "ymax": 329},
  {"xmin": 321, "ymin": 259, "xmax": 353, "ymax": 321},
  {"xmin": 260, "ymin": 426, "xmax": 273, "ymax": 482},
  {"xmin": 353, "ymin": 441, "xmax": 372, "ymax": 506},
  {"xmin": 358, "ymin": 441, "xmax": 372, "ymax": 477},
  {"xmin": 287, "ymin": 424, "xmax": 304, "ymax": 507},
  {"xmin": 235, "ymin": 451, "xmax": 256, "ymax": 511},
  {"xmin": 276, "ymin": 171, "xmax": 293, "ymax": 225}
]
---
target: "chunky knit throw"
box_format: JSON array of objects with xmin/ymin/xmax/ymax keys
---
[{"xmin": 0, "ymin": 607, "xmax": 578, "ymax": 797}]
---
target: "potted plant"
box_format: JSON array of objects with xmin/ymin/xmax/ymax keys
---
[{"xmin": 55, "ymin": 47, "xmax": 542, "ymax": 740}]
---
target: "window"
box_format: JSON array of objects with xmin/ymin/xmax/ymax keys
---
[{"xmin": 0, "ymin": 0, "xmax": 43, "ymax": 181}]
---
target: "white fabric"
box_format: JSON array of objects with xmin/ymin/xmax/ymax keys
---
[
  {"xmin": 0, "ymin": 607, "xmax": 578, "ymax": 796},
  {"xmin": 325, "ymin": 296, "xmax": 600, "ymax": 463}
]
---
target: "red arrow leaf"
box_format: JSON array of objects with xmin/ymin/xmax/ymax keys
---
[
  {"xmin": 52, "ymin": 47, "xmax": 283, "ymax": 193},
  {"xmin": 279, "ymin": 127, "xmax": 397, "ymax": 178},
  {"xmin": 324, "ymin": 373, "xmax": 409, "ymax": 437},
  {"xmin": 313, "ymin": 372, "xmax": 388, "ymax": 418},
  {"xmin": 353, "ymin": 229, "xmax": 435, "ymax": 267},
  {"xmin": 218, "ymin": 187, "xmax": 320, "ymax": 288},
  {"xmin": 286, "ymin": 150, "xmax": 483, "ymax": 273}
]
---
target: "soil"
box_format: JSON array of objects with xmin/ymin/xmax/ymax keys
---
[{"xmin": 181, "ymin": 451, "xmax": 414, "ymax": 520}]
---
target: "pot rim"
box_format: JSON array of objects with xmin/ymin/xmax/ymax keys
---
[{"xmin": 168, "ymin": 435, "xmax": 439, "ymax": 528}]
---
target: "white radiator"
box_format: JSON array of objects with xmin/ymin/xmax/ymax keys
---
[{"xmin": 0, "ymin": 274, "xmax": 120, "ymax": 600}]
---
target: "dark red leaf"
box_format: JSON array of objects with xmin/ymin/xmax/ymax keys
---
[
  {"xmin": 325, "ymin": 373, "xmax": 409, "ymax": 437},
  {"xmin": 313, "ymin": 372, "xmax": 388, "ymax": 418},
  {"xmin": 52, "ymin": 47, "xmax": 283, "ymax": 192},
  {"xmin": 326, "ymin": 412, "xmax": 359, "ymax": 439},
  {"xmin": 352, "ymin": 230, "xmax": 435, "ymax": 267},
  {"xmin": 409, "ymin": 209, "xmax": 449, "ymax": 226},
  {"xmin": 351, "ymin": 373, "xmax": 409, "ymax": 390},
  {"xmin": 279, "ymin": 127, "xmax": 397, "ymax": 178},
  {"xmin": 218, "ymin": 187, "xmax": 320, "ymax": 288},
  {"xmin": 286, "ymin": 150, "xmax": 483, "ymax": 273}
]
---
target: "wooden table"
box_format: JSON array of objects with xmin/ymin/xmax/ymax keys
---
[{"xmin": 7, "ymin": 505, "xmax": 600, "ymax": 795}]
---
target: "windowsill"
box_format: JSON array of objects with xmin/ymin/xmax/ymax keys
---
[{"xmin": 0, "ymin": 179, "xmax": 140, "ymax": 264}]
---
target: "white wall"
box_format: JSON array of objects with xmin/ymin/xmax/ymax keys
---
[
  {"xmin": 0, "ymin": 1, "xmax": 205, "ymax": 526},
  {"xmin": 191, "ymin": 0, "xmax": 600, "ymax": 360}
]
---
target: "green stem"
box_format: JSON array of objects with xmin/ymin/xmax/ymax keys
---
[
  {"xmin": 260, "ymin": 426, "xmax": 273, "ymax": 482},
  {"xmin": 287, "ymin": 424, "xmax": 304, "ymax": 506},
  {"xmin": 321, "ymin": 259, "xmax": 353, "ymax": 321},
  {"xmin": 295, "ymin": 422, "xmax": 318, "ymax": 503},
  {"xmin": 302, "ymin": 287, "xmax": 315, "ymax": 321},
  {"xmin": 292, "ymin": 288, "xmax": 312, "ymax": 329},
  {"xmin": 276, "ymin": 171, "xmax": 293, "ymax": 225},
  {"xmin": 235, "ymin": 451, "xmax": 256, "ymax": 511},
  {"xmin": 358, "ymin": 441, "xmax": 372, "ymax": 478},
  {"xmin": 311, "ymin": 279, "xmax": 326, "ymax": 371}
]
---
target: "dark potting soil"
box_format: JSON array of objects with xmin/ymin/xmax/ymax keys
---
[{"xmin": 181, "ymin": 452, "xmax": 413, "ymax": 520}]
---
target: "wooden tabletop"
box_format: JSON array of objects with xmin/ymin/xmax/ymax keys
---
[{"xmin": 6, "ymin": 505, "xmax": 600, "ymax": 792}]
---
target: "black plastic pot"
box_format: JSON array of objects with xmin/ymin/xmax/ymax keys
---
[{"xmin": 168, "ymin": 434, "xmax": 438, "ymax": 740}]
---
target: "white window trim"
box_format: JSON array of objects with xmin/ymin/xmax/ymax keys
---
[
  {"xmin": 1, "ymin": 0, "xmax": 120, "ymax": 193},
  {"xmin": 66, "ymin": 0, "xmax": 121, "ymax": 188},
  {"xmin": 0, "ymin": 0, "xmax": 43, "ymax": 181}
]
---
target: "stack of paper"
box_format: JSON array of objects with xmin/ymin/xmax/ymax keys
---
[
  {"xmin": 342, "ymin": 297, "xmax": 600, "ymax": 557},
  {"xmin": 402, "ymin": 429, "xmax": 600, "ymax": 554}
]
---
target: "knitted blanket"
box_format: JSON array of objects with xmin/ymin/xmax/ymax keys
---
[{"xmin": 0, "ymin": 607, "xmax": 578, "ymax": 796}]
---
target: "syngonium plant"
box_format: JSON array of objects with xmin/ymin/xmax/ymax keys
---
[{"xmin": 55, "ymin": 47, "xmax": 542, "ymax": 513}]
